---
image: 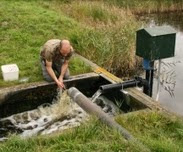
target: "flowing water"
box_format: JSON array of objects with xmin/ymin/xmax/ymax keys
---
[
  {"xmin": 91, "ymin": 89, "xmax": 121, "ymax": 116},
  {"xmin": 0, "ymin": 89, "xmax": 121, "ymax": 141},
  {"xmin": 137, "ymin": 12, "xmax": 183, "ymax": 116},
  {"xmin": 0, "ymin": 90, "xmax": 88, "ymax": 141},
  {"xmin": 2, "ymin": 12, "xmax": 181, "ymax": 141},
  {"xmin": 94, "ymin": 95, "xmax": 122, "ymax": 116},
  {"xmin": 91, "ymin": 89, "xmax": 102, "ymax": 103}
]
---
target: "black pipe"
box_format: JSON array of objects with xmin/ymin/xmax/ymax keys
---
[
  {"xmin": 99, "ymin": 80, "xmax": 139, "ymax": 94},
  {"xmin": 99, "ymin": 77, "xmax": 149, "ymax": 94},
  {"xmin": 99, "ymin": 77, "xmax": 149, "ymax": 95}
]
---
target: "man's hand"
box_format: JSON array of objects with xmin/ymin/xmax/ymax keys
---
[{"xmin": 57, "ymin": 77, "xmax": 65, "ymax": 89}]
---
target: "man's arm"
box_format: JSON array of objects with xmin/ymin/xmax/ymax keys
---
[
  {"xmin": 58, "ymin": 60, "xmax": 69, "ymax": 86},
  {"xmin": 45, "ymin": 60, "xmax": 64, "ymax": 88}
]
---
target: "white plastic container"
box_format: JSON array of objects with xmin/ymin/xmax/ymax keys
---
[{"xmin": 1, "ymin": 64, "xmax": 19, "ymax": 81}]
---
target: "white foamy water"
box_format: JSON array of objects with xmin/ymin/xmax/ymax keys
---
[
  {"xmin": 0, "ymin": 89, "xmax": 122, "ymax": 141},
  {"xmin": 0, "ymin": 90, "xmax": 88, "ymax": 141},
  {"xmin": 91, "ymin": 89, "xmax": 102, "ymax": 103},
  {"xmin": 95, "ymin": 96, "xmax": 122, "ymax": 116}
]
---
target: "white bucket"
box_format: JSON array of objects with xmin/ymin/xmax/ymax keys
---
[{"xmin": 1, "ymin": 64, "xmax": 19, "ymax": 81}]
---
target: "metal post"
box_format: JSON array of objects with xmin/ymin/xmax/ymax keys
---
[
  {"xmin": 144, "ymin": 70, "xmax": 150, "ymax": 96},
  {"xmin": 149, "ymin": 69, "xmax": 154, "ymax": 97},
  {"xmin": 143, "ymin": 60, "xmax": 154, "ymax": 97},
  {"xmin": 149, "ymin": 61, "xmax": 154, "ymax": 97}
]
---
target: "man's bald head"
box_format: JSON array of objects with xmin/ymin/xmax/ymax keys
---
[{"xmin": 60, "ymin": 40, "xmax": 71, "ymax": 57}]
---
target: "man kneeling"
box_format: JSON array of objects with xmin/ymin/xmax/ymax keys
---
[{"xmin": 40, "ymin": 39, "xmax": 73, "ymax": 89}]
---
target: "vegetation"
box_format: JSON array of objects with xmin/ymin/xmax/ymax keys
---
[
  {"xmin": 0, "ymin": 0, "xmax": 91, "ymax": 87},
  {"xmin": 1, "ymin": 0, "xmax": 183, "ymax": 87},
  {"xmin": 103, "ymin": 0, "xmax": 183, "ymax": 14},
  {"xmin": 0, "ymin": 0, "xmax": 143, "ymax": 87},
  {"xmin": 0, "ymin": 111, "xmax": 183, "ymax": 151},
  {"xmin": 50, "ymin": 0, "xmax": 140, "ymax": 76},
  {"xmin": 116, "ymin": 111, "xmax": 183, "ymax": 151},
  {"xmin": 1, "ymin": 0, "xmax": 183, "ymax": 151}
]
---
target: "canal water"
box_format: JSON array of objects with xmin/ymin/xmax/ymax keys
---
[{"xmin": 137, "ymin": 12, "xmax": 183, "ymax": 116}]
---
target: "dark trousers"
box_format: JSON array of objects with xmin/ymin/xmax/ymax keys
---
[{"xmin": 40, "ymin": 57, "xmax": 70, "ymax": 82}]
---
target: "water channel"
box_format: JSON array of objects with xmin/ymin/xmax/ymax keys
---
[
  {"xmin": 1, "ymin": 11, "xmax": 182, "ymax": 141},
  {"xmin": 0, "ymin": 88, "xmax": 122, "ymax": 141},
  {"xmin": 137, "ymin": 12, "xmax": 183, "ymax": 116}
]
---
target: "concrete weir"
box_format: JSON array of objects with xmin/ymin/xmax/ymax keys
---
[
  {"xmin": 0, "ymin": 72, "xmax": 149, "ymax": 119},
  {"xmin": 75, "ymin": 54, "xmax": 183, "ymax": 118},
  {"xmin": 0, "ymin": 54, "xmax": 181, "ymax": 142},
  {"xmin": 0, "ymin": 73, "xmax": 110, "ymax": 118},
  {"xmin": 0, "ymin": 55, "xmax": 180, "ymax": 118},
  {"xmin": 0, "ymin": 71, "xmax": 149, "ymax": 142}
]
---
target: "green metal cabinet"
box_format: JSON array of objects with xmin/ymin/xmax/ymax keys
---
[{"xmin": 136, "ymin": 26, "xmax": 176, "ymax": 60}]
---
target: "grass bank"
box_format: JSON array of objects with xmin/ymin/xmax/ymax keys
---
[
  {"xmin": 50, "ymin": 1, "xmax": 141, "ymax": 76},
  {"xmin": 0, "ymin": 111, "xmax": 183, "ymax": 151},
  {"xmin": 116, "ymin": 111, "xmax": 183, "ymax": 151},
  {"xmin": 0, "ymin": 0, "xmax": 143, "ymax": 87},
  {"xmin": 1, "ymin": 0, "xmax": 183, "ymax": 87},
  {"xmin": 0, "ymin": 0, "xmax": 91, "ymax": 87}
]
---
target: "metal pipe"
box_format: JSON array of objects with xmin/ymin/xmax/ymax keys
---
[
  {"xmin": 99, "ymin": 79, "xmax": 140, "ymax": 94},
  {"xmin": 99, "ymin": 77, "xmax": 149, "ymax": 94},
  {"xmin": 68, "ymin": 87, "xmax": 134, "ymax": 140},
  {"xmin": 145, "ymin": 61, "xmax": 154, "ymax": 97},
  {"xmin": 144, "ymin": 70, "xmax": 150, "ymax": 96},
  {"xmin": 150, "ymin": 69, "xmax": 154, "ymax": 97},
  {"xmin": 68, "ymin": 87, "xmax": 150, "ymax": 151}
]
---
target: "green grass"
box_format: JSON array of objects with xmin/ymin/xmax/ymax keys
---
[
  {"xmin": 69, "ymin": 56, "xmax": 91, "ymax": 75},
  {"xmin": 116, "ymin": 111, "xmax": 183, "ymax": 151},
  {"xmin": 0, "ymin": 118, "xmax": 139, "ymax": 152},
  {"xmin": 0, "ymin": 0, "xmax": 183, "ymax": 151},
  {"xmin": 1, "ymin": 0, "xmax": 183, "ymax": 87},
  {"xmin": 0, "ymin": 0, "xmax": 91, "ymax": 87},
  {"xmin": 52, "ymin": 1, "xmax": 141, "ymax": 76},
  {"xmin": 0, "ymin": 0, "xmax": 139, "ymax": 87},
  {"xmin": 0, "ymin": 112, "xmax": 183, "ymax": 152},
  {"xmin": 3, "ymin": 0, "xmax": 170, "ymax": 87}
]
